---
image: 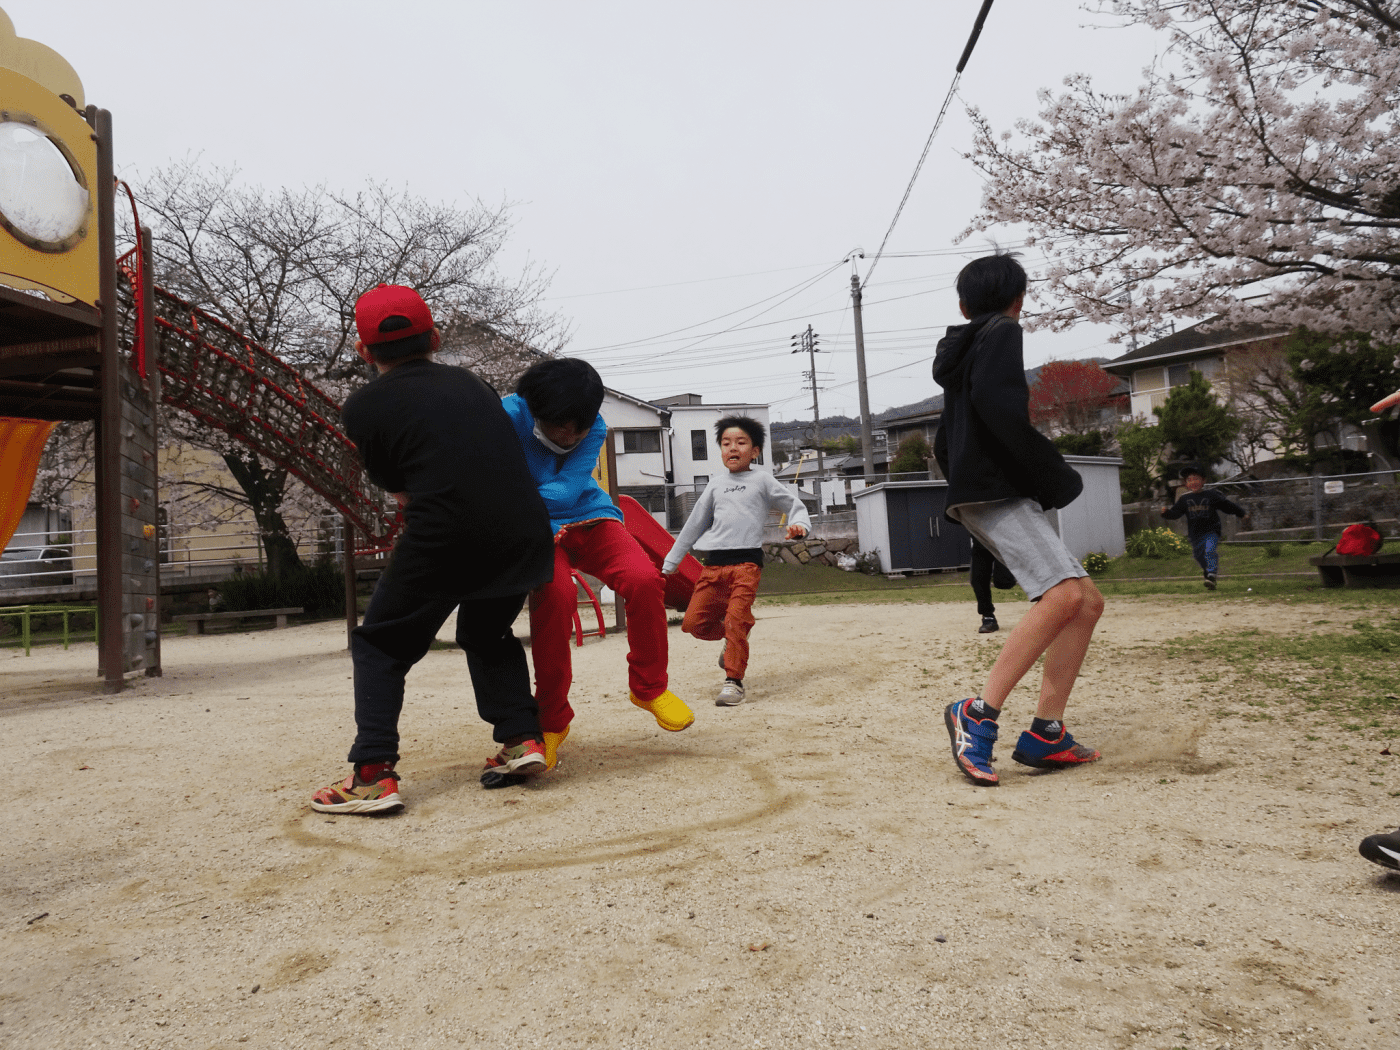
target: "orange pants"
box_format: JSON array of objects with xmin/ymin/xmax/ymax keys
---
[{"xmin": 682, "ymin": 562, "xmax": 762, "ymax": 680}]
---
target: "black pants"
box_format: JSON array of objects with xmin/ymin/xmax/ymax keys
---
[
  {"xmin": 969, "ymin": 539, "xmax": 1016, "ymax": 618},
  {"xmin": 348, "ymin": 572, "xmax": 540, "ymax": 765}
]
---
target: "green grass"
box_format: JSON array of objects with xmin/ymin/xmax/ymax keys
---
[
  {"xmin": 754, "ymin": 541, "xmax": 1397, "ymax": 607},
  {"xmin": 1160, "ymin": 616, "xmax": 1400, "ymax": 734}
]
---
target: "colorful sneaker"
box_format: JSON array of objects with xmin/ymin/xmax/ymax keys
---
[
  {"xmin": 944, "ymin": 699, "xmax": 999, "ymax": 785},
  {"xmin": 1011, "ymin": 724, "xmax": 1100, "ymax": 769},
  {"xmin": 630, "ymin": 689, "xmax": 695, "ymax": 731},
  {"xmin": 1359, "ymin": 828, "xmax": 1400, "ymax": 871},
  {"xmin": 543, "ymin": 726, "xmax": 570, "ymax": 771},
  {"xmin": 716, "ymin": 679, "xmax": 745, "ymax": 706},
  {"xmin": 1204, "ymin": 572, "xmax": 1218, "ymax": 591},
  {"xmin": 311, "ymin": 764, "xmax": 403, "ymax": 814},
  {"xmin": 482, "ymin": 739, "xmax": 547, "ymax": 777},
  {"xmin": 978, "ymin": 616, "xmax": 999, "ymax": 634}
]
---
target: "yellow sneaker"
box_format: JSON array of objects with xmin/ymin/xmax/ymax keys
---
[
  {"xmin": 630, "ymin": 689, "xmax": 694, "ymax": 732},
  {"xmin": 543, "ymin": 725, "xmax": 570, "ymax": 771}
]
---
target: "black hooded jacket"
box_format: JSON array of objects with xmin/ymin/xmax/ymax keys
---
[{"xmin": 932, "ymin": 312, "xmax": 1083, "ymax": 520}]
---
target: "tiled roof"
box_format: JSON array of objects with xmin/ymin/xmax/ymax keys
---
[{"xmin": 1102, "ymin": 317, "xmax": 1290, "ymax": 374}]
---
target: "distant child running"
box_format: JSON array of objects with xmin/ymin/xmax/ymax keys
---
[
  {"xmin": 663, "ymin": 416, "xmax": 810, "ymax": 705},
  {"xmin": 503, "ymin": 358, "xmax": 693, "ymax": 770},
  {"xmin": 312, "ymin": 284, "xmax": 556, "ymax": 814},
  {"xmin": 933, "ymin": 254, "xmax": 1104, "ymax": 786},
  {"xmin": 1161, "ymin": 464, "xmax": 1248, "ymax": 590}
]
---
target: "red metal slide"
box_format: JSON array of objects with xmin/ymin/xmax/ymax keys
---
[{"xmin": 617, "ymin": 494, "xmax": 701, "ymax": 612}]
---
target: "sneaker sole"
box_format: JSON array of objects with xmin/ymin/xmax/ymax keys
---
[
  {"xmin": 943, "ymin": 702, "xmax": 998, "ymax": 786},
  {"xmin": 310, "ymin": 793, "xmax": 404, "ymax": 815},
  {"xmin": 1011, "ymin": 747, "xmax": 1100, "ymax": 769},
  {"xmin": 501, "ymin": 753, "xmax": 548, "ymax": 775},
  {"xmin": 480, "ymin": 770, "xmax": 531, "ymax": 789},
  {"xmin": 716, "ymin": 692, "xmax": 745, "ymax": 706}
]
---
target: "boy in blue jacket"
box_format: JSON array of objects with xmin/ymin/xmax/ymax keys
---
[
  {"xmin": 502, "ymin": 358, "xmax": 693, "ymax": 771},
  {"xmin": 933, "ymin": 254, "xmax": 1104, "ymax": 787}
]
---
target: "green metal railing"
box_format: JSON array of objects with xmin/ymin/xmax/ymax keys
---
[{"xmin": 0, "ymin": 604, "xmax": 99, "ymax": 657}]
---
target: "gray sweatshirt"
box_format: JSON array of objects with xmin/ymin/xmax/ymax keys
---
[{"xmin": 662, "ymin": 469, "xmax": 812, "ymax": 573}]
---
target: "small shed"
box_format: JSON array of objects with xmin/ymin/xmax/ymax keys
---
[
  {"xmin": 853, "ymin": 481, "xmax": 970, "ymax": 574},
  {"xmin": 853, "ymin": 456, "xmax": 1125, "ymax": 573},
  {"xmin": 1051, "ymin": 456, "xmax": 1126, "ymax": 560}
]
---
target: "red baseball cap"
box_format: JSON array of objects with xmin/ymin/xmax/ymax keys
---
[{"xmin": 355, "ymin": 284, "xmax": 434, "ymax": 345}]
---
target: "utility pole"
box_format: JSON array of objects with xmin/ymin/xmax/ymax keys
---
[
  {"xmin": 850, "ymin": 259, "xmax": 875, "ymax": 480},
  {"xmin": 791, "ymin": 324, "xmax": 826, "ymax": 517}
]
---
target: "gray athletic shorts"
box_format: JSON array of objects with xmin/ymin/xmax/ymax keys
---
[{"xmin": 950, "ymin": 496, "xmax": 1087, "ymax": 601}]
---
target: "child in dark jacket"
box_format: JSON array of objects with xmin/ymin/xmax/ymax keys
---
[
  {"xmin": 1160, "ymin": 463, "xmax": 1248, "ymax": 590},
  {"xmin": 312, "ymin": 284, "xmax": 556, "ymax": 813},
  {"xmin": 933, "ymin": 254, "xmax": 1104, "ymax": 787}
]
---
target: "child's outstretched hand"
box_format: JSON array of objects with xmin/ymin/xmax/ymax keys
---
[
  {"xmin": 1371, "ymin": 388, "xmax": 1400, "ymax": 413},
  {"xmin": 786, "ymin": 524, "xmax": 808, "ymax": 540}
]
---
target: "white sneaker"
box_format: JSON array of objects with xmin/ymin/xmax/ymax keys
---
[
  {"xmin": 718, "ymin": 646, "xmax": 727, "ymax": 670},
  {"xmin": 716, "ymin": 680, "xmax": 745, "ymax": 706}
]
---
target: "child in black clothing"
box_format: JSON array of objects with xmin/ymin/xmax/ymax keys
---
[
  {"xmin": 311, "ymin": 284, "xmax": 556, "ymax": 814},
  {"xmin": 1160, "ymin": 464, "xmax": 1249, "ymax": 590}
]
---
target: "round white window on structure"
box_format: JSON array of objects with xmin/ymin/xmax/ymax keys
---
[{"xmin": 0, "ymin": 121, "xmax": 90, "ymax": 252}]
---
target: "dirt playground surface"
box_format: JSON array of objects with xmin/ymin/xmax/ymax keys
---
[{"xmin": 3, "ymin": 596, "xmax": 1397, "ymax": 1049}]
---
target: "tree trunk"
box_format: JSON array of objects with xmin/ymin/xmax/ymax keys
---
[{"xmin": 222, "ymin": 451, "xmax": 304, "ymax": 579}]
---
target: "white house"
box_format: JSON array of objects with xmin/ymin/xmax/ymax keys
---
[{"xmin": 652, "ymin": 393, "xmax": 772, "ymax": 496}]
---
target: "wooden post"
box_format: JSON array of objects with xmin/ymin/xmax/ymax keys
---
[
  {"xmin": 343, "ymin": 513, "xmax": 358, "ymax": 649},
  {"xmin": 91, "ymin": 106, "xmax": 124, "ymax": 694}
]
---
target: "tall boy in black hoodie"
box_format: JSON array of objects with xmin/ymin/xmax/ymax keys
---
[{"xmin": 933, "ymin": 255, "xmax": 1104, "ymax": 786}]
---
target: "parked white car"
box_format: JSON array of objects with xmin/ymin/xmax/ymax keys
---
[{"xmin": 0, "ymin": 545, "xmax": 74, "ymax": 587}]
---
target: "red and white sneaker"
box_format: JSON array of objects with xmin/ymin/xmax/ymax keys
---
[
  {"xmin": 311, "ymin": 763, "xmax": 403, "ymax": 814},
  {"xmin": 482, "ymin": 739, "xmax": 548, "ymax": 777}
]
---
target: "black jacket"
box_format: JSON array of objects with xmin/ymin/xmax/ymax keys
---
[
  {"xmin": 1161, "ymin": 488, "xmax": 1247, "ymax": 539},
  {"xmin": 932, "ymin": 313, "xmax": 1083, "ymax": 519},
  {"xmin": 342, "ymin": 359, "xmax": 554, "ymax": 598}
]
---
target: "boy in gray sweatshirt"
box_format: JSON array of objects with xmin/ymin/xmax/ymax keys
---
[{"xmin": 663, "ymin": 417, "xmax": 810, "ymax": 705}]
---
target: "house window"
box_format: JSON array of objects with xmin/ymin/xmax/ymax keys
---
[
  {"xmin": 692, "ymin": 475, "xmax": 709, "ymax": 491},
  {"xmin": 622, "ymin": 430, "xmax": 661, "ymax": 453},
  {"xmin": 1167, "ymin": 364, "xmax": 1192, "ymax": 387},
  {"xmin": 690, "ymin": 430, "xmax": 708, "ymax": 461},
  {"xmin": 1132, "ymin": 367, "xmax": 1165, "ymax": 393}
]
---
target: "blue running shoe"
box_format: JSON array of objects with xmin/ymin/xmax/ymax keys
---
[
  {"xmin": 944, "ymin": 698, "xmax": 999, "ymax": 785},
  {"xmin": 1011, "ymin": 724, "xmax": 1100, "ymax": 769}
]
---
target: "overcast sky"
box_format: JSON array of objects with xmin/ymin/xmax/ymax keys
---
[{"xmin": 12, "ymin": 1, "xmax": 1165, "ymax": 420}]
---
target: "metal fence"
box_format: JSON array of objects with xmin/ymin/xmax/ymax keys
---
[
  {"xmin": 626, "ymin": 470, "xmax": 936, "ymax": 535},
  {"xmin": 1205, "ymin": 469, "xmax": 1400, "ymax": 541},
  {"xmin": 0, "ymin": 518, "xmax": 344, "ymax": 591}
]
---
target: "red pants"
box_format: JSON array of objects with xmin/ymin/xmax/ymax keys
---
[
  {"xmin": 682, "ymin": 562, "xmax": 761, "ymax": 680},
  {"xmin": 529, "ymin": 519, "xmax": 668, "ymax": 732}
]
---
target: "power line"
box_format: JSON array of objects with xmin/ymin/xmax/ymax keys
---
[{"xmin": 863, "ymin": 0, "xmax": 998, "ymax": 289}]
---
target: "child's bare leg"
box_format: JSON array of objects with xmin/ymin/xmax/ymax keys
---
[
  {"xmin": 980, "ymin": 576, "xmax": 1095, "ymax": 711},
  {"xmin": 1034, "ymin": 578, "xmax": 1103, "ymax": 720}
]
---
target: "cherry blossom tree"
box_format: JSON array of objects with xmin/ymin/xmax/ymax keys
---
[
  {"xmin": 963, "ymin": 0, "xmax": 1400, "ymax": 342},
  {"xmin": 124, "ymin": 162, "xmax": 567, "ymax": 577}
]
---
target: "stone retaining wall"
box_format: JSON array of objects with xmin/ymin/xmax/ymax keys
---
[{"xmin": 762, "ymin": 536, "xmax": 859, "ymax": 567}]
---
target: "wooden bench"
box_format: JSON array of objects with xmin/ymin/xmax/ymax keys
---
[
  {"xmin": 1308, "ymin": 553, "xmax": 1400, "ymax": 589},
  {"xmin": 172, "ymin": 607, "xmax": 304, "ymax": 634}
]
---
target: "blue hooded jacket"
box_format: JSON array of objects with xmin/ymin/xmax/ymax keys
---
[{"xmin": 501, "ymin": 394, "xmax": 623, "ymax": 534}]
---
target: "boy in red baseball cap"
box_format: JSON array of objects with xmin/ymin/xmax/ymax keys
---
[{"xmin": 311, "ymin": 284, "xmax": 556, "ymax": 813}]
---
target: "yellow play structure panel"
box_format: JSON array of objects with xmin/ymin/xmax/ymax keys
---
[{"xmin": 0, "ymin": 9, "xmax": 98, "ymax": 308}]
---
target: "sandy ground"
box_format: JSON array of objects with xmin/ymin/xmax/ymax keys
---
[{"xmin": 3, "ymin": 595, "xmax": 1398, "ymax": 1050}]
